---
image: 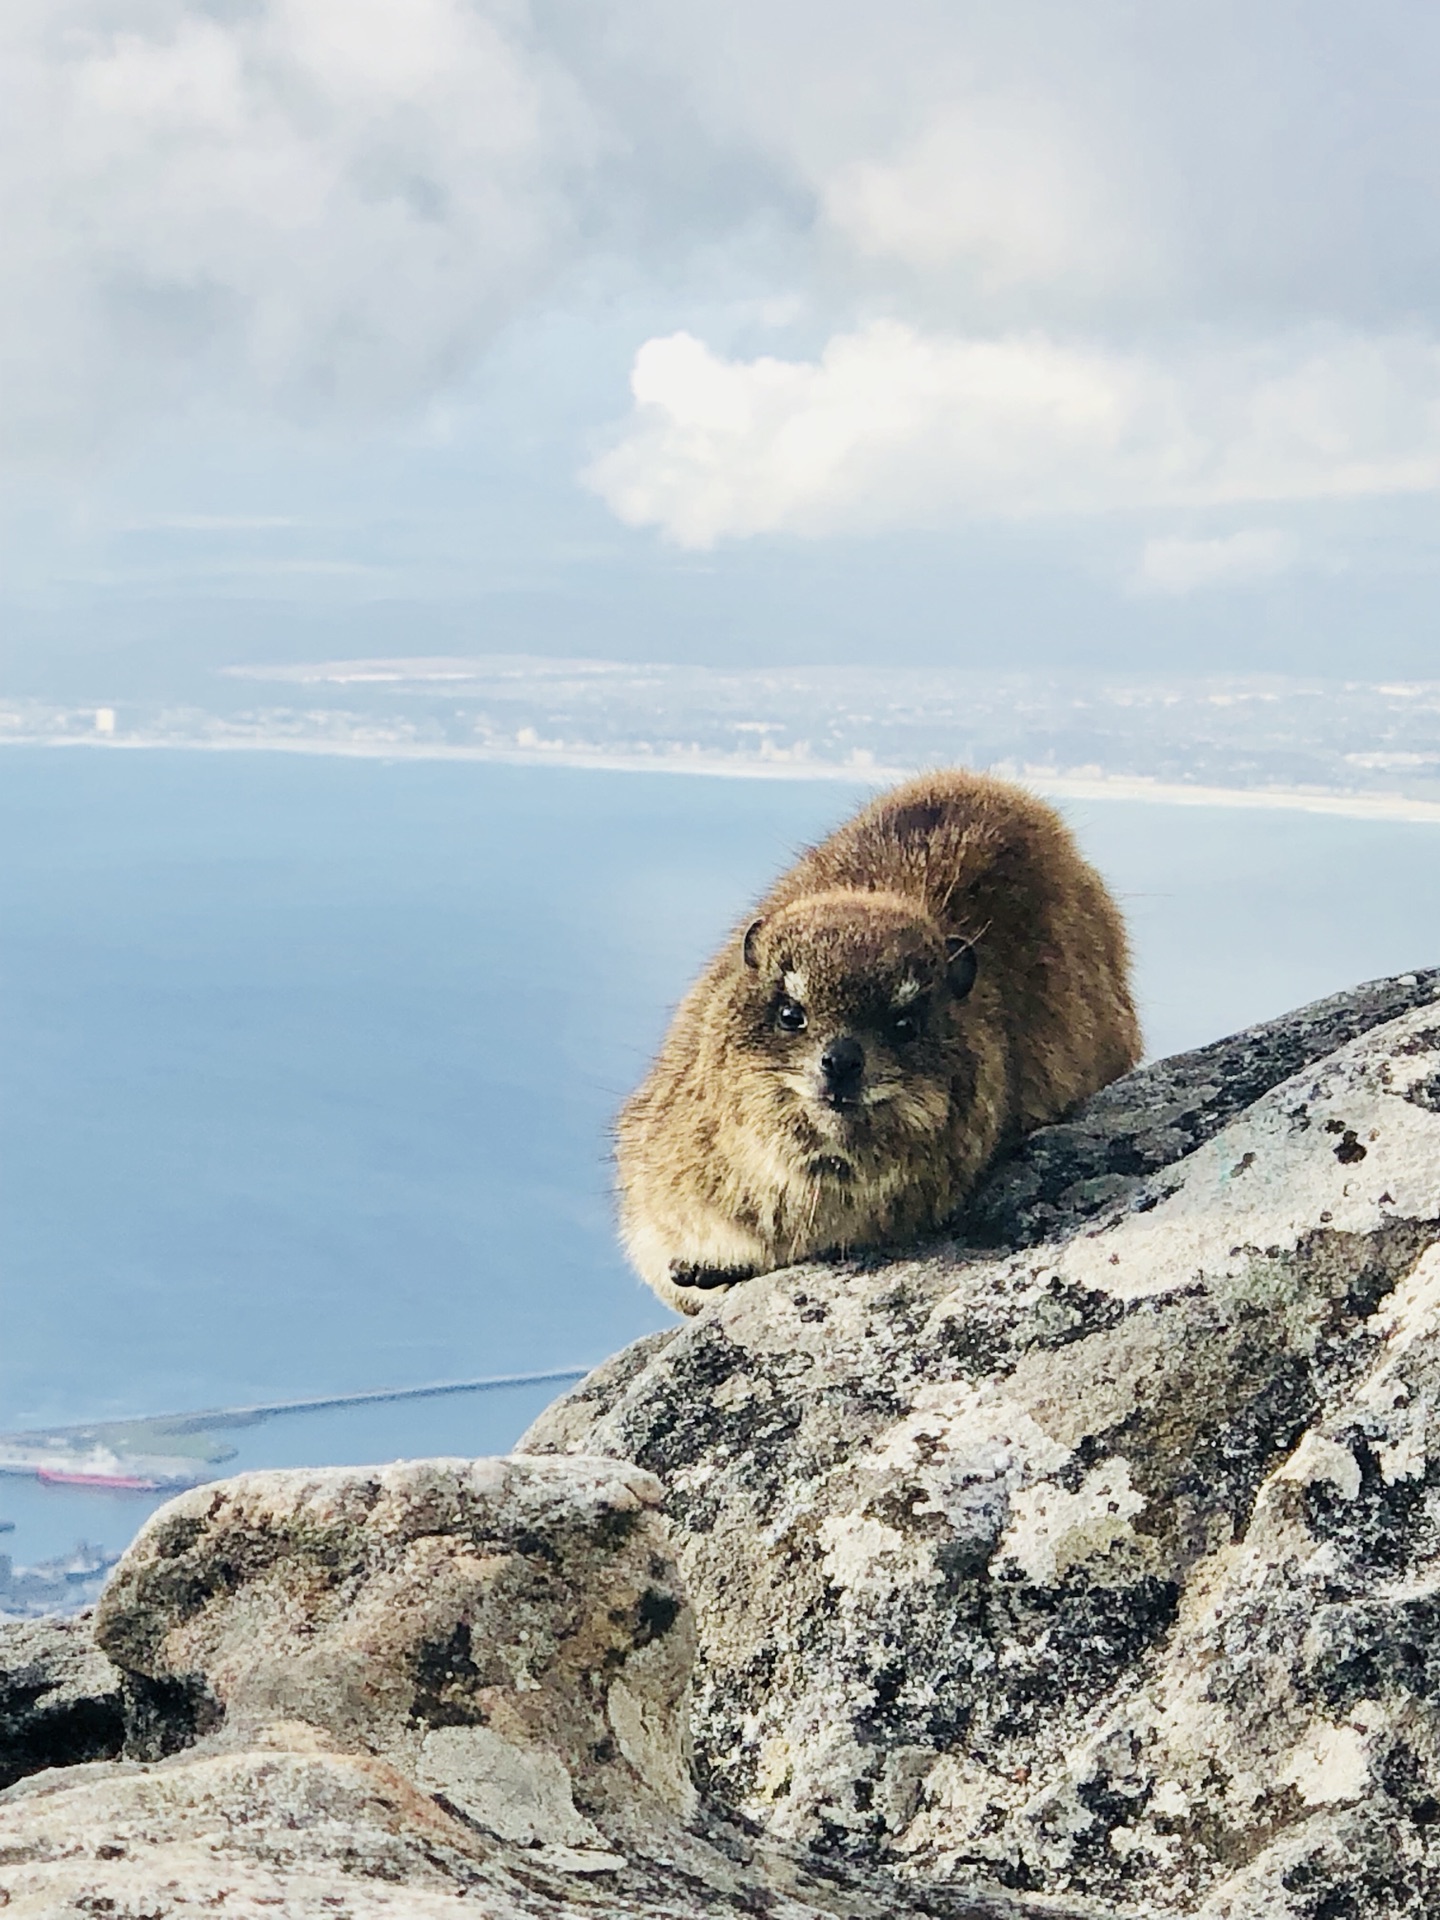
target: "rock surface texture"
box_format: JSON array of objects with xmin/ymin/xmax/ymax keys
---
[
  {"xmin": 0, "ymin": 1613, "xmax": 123, "ymax": 1792},
  {"xmin": 4, "ymin": 967, "xmax": 1440, "ymax": 1919},
  {"xmin": 523, "ymin": 968, "xmax": 1440, "ymax": 1919},
  {"xmin": 0, "ymin": 1455, "xmax": 1064, "ymax": 1918}
]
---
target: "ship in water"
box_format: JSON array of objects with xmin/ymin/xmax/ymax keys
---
[
  {"xmin": 0, "ymin": 1426, "xmax": 229, "ymax": 1493},
  {"xmin": 0, "ymin": 1368, "xmax": 590, "ymax": 1497}
]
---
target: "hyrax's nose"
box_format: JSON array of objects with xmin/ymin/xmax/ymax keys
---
[{"xmin": 820, "ymin": 1036, "xmax": 865, "ymax": 1094}]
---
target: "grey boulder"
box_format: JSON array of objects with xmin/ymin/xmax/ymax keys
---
[
  {"xmin": 523, "ymin": 970, "xmax": 1440, "ymax": 1918},
  {"xmin": 0, "ymin": 1453, "xmax": 1060, "ymax": 1918}
]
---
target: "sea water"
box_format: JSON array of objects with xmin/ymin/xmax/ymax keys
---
[{"xmin": 2, "ymin": 747, "xmax": 1438, "ymax": 1567}]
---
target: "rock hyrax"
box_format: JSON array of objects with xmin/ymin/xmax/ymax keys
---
[{"xmin": 617, "ymin": 769, "xmax": 1141, "ymax": 1314}]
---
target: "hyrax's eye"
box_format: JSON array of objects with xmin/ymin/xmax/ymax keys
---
[
  {"xmin": 891, "ymin": 1013, "xmax": 919, "ymax": 1042},
  {"xmin": 775, "ymin": 998, "xmax": 808, "ymax": 1033}
]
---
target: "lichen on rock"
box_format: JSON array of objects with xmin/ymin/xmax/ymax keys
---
[
  {"xmin": 1, "ymin": 1453, "xmax": 1058, "ymax": 1917},
  {"xmin": 522, "ymin": 972, "xmax": 1440, "ymax": 1919}
]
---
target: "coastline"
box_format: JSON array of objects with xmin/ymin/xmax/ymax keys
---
[{"xmin": 4, "ymin": 728, "xmax": 1440, "ymax": 825}]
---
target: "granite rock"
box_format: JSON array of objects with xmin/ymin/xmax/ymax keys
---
[
  {"xmin": 960, "ymin": 964, "xmax": 1440, "ymax": 1248},
  {"xmin": 522, "ymin": 972, "xmax": 1440, "ymax": 1918},
  {"xmin": 0, "ymin": 1612, "xmax": 124, "ymax": 1791},
  {"xmin": 0, "ymin": 1454, "xmax": 1078, "ymax": 1918}
]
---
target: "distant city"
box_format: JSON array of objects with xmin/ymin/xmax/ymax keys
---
[
  {"xmin": 0, "ymin": 1532, "xmax": 116, "ymax": 1619},
  {"xmin": 3, "ymin": 658, "xmax": 1439, "ymax": 821}
]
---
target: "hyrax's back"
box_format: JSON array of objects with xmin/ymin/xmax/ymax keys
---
[{"xmin": 763, "ymin": 769, "xmax": 1140, "ymax": 1128}]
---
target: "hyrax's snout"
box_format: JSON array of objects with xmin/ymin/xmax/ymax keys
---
[{"xmin": 819, "ymin": 1034, "xmax": 865, "ymax": 1103}]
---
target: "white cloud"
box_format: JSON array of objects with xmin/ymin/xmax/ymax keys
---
[
  {"xmin": 608, "ymin": 1, "xmax": 1440, "ymax": 327},
  {"xmin": 9, "ymin": 0, "xmax": 1440, "ymax": 569},
  {"xmin": 0, "ymin": 0, "xmax": 597, "ymax": 461},
  {"xmin": 585, "ymin": 323, "xmax": 1440, "ymax": 546},
  {"xmin": 820, "ymin": 95, "xmax": 1146, "ymax": 293},
  {"xmin": 1129, "ymin": 530, "xmax": 1300, "ymax": 597}
]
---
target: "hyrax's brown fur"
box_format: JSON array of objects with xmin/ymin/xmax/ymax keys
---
[{"xmin": 617, "ymin": 770, "xmax": 1141, "ymax": 1314}]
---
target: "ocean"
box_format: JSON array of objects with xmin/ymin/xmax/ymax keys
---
[{"xmin": 2, "ymin": 746, "xmax": 1438, "ymax": 1569}]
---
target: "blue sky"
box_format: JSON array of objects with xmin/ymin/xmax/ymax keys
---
[{"xmin": 5, "ymin": 0, "xmax": 1440, "ymax": 693}]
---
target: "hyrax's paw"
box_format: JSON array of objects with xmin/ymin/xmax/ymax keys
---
[{"xmin": 668, "ymin": 1260, "xmax": 754, "ymax": 1294}]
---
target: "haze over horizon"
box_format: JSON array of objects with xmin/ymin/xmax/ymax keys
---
[{"xmin": 5, "ymin": 2, "xmax": 1440, "ymax": 697}]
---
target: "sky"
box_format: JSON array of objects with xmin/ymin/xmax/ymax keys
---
[{"xmin": 5, "ymin": 0, "xmax": 1440, "ymax": 697}]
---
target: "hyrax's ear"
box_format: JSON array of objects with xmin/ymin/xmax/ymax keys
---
[
  {"xmin": 946, "ymin": 936, "xmax": 978, "ymax": 1000},
  {"xmin": 743, "ymin": 918, "xmax": 766, "ymax": 970}
]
